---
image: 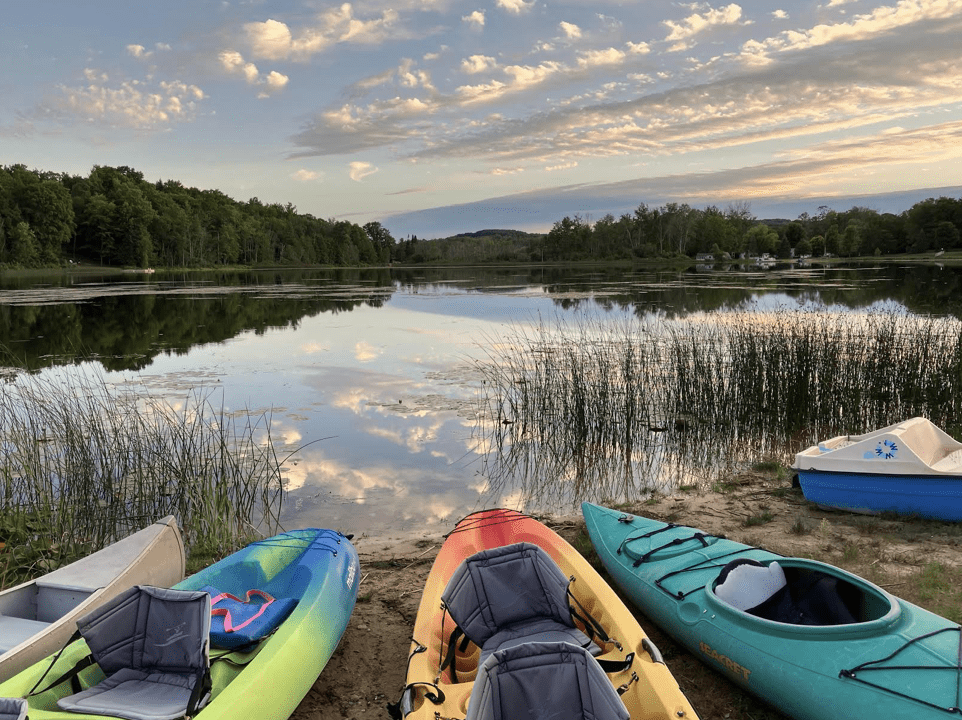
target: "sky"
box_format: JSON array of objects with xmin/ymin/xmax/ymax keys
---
[{"xmin": 3, "ymin": 0, "xmax": 962, "ymax": 239}]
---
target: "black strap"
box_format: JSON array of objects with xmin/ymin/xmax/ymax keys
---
[
  {"xmin": 386, "ymin": 681, "xmax": 446, "ymax": 720},
  {"xmin": 567, "ymin": 584, "xmax": 611, "ymax": 646},
  {"xmin": 26, "ymin": 628, "xmax": 95, "ymax": 698},
  {"xmin": 839, "ymin": 625, "xmax": 962, "ymax": 714},
  {"xmin": 633, "ymin": 533, "xmax": 710, "ymax": 567},
  {"xmin": 596, "ymin": 652, "xmax": 635, "ymax": 674},
  {"xmin": 185, "ymin": 667, "xmax": 212, "ymax": 716},
  {"xmin": 617, "ymin": 523, "xmax": 677, "ymax": 555},
  {"xmin": 439, "ymin": 626, "xmax": 471, "ymax": 683}
]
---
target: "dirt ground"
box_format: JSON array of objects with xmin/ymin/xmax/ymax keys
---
[{"xmin": 291, "ymin": 472, "xmax": 962, "ymax": 720}]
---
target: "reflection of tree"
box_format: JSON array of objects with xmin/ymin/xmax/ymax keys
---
[
  {"xmin": 536, "ymin": 264, "xmax": 962, "ymax": 320},
  {"xmin": 0, "ymin": 269, "xmax": 395, "ymax": 372}
]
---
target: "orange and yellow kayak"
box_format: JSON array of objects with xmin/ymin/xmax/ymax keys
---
[{"xmin": 395, "ymin": 508, "xmax": 699, "ymax": 720}]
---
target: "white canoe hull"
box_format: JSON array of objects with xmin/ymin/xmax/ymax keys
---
[{"xmin": 0, "ymin": 516, "xmax": 185, "ymax": 682}]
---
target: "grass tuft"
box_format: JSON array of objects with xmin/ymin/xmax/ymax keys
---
[{"xmin": 0, "ymin": 368, "xmax": 285, "ymax": 587}]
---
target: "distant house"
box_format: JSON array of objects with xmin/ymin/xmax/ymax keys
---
[{"xmin": 695, "ymin": 253, "xmax": 714, "ymax": 261}]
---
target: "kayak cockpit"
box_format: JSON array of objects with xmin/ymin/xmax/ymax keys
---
[{"xmin": 706, "ymin": 558, "xmax": 900, "ymax": 634}]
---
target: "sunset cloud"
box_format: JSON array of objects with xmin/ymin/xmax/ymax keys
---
[
  {"xmin": 242, "ymin": 6, "xmax": 400, "ymax": 62},
  {"xmin": 495, "ymin": 0, "xmax": 534, "ymax": 14},
  {"xmin": 349, "ymin": 161, "xmax": 379, "ymax": 181},
  {"xmin": 462, "ymin": 10, "xmax": 485, "ymax": 27}
]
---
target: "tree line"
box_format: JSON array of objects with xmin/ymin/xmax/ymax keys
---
[
  {"xmin": 0, "ymin": 164, "xmax": 396, "ymax": 268},
  {"xmin": 411, "ymin": 198, "xmax": 962, "ymax": 263},
  {"xmin": 3, "ymin": 162, "xmax": 961, "ymax": 269}
]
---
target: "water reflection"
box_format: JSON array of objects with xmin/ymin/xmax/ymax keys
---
[{"xmin": 2, "ymin": 263, "xmax": 961, "ymax": 538}]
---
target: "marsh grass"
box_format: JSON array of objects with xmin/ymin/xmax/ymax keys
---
[
  {"xmin": 0, "ymin": 368, "xmax": 285, "ymax": 587},
  {"xmin": 475, "ymin": 310, "xmax": 962, "ymax": 507}
]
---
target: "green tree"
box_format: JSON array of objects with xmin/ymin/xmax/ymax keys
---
[
  {"xmin": 825, "ymin": 224, "xmax": 840, "ymax": 256},
  {"xmin": 9, "ymin": 221, "xmax": 40, "ymax": 266},
  {"xmin": 745, "ymin": 224, "xmax": 778, "ymax": 256},
  {"xmin": 810, "ymin": 235, "xmax": 825, "ymax": 257},
  {"xmin": 840, "ymin": 224, "xmax": 860, "ymax": 257},
  {"xmin": 1, "ymin": 165, "xmax": 74, "ymax": 263},
  {"xmin": 784, "ymin": 222, "xmax": 805, "ymax": 250},
  {"xmin": 364, "ymin": 221, "xmax": 395, "ymax": 264}
]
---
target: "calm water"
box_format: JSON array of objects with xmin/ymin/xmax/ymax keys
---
[{"xmin": 2, "ymin": 263, "xmax": 960, "ymax": 539}]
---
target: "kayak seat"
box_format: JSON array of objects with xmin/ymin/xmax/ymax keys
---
[
  {"xmin": 441, "ymin": 543, "xmax": 601, "ymax": 674},
  {"xmin": 465, "ymin": 642, "xmax": 629, "ymax": 720},
  {"xmin": 56, "ymin": 585, "xmax": 212, "ymax": 720},
  {"xmin": 715, "ymin": 560, "xmax": 859, "ymax": 625},
  {"xmin": 0, "ymin": 698, "xmax": 27, "ymax": 720},
  {"xmin": 714, "ymin": 559, "xmax": 788, "ymax": 612},
  {"xmin": 200, "ymin": 584, "xmax": 298, "ymax": 650}
]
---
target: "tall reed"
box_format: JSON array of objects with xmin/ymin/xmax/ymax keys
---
[
  {"xmin": 0, "ymin": 367, "xmax": 285, "ymax": 587},
  {"xmin": 474, "ymin": 310, "xmax": 962, "ymax": 509}
]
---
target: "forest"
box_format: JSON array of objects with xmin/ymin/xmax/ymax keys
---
[
  {"xmin": 0, "ymin": 164, "xmax": 395, "ymax": 268},
  {"xmin": 2, "ymin": 163, "xmax": 962, "ymax": 268}
]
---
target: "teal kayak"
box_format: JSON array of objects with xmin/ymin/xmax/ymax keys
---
[
  {"xmin": 582, "ymin": 502, "xmax": 962, "ymax": 720},
  {"xmin": 0, "ymin": 528, "xmax": 359, "ymax": 720}
]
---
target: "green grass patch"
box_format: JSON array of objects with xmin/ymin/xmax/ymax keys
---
[{"xmin": 744, "ymin": 512, "xmax": 774, "ymax": 527}]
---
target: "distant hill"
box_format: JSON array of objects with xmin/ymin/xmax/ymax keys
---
[{"xmin": 440, "ymin": 228, "xmax": 545, "ymax": 240}]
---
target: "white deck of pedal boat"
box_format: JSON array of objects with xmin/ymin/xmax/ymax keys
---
[{"xmin": 793, "ymin": 417, "xmax": 962, "ymax": 477}]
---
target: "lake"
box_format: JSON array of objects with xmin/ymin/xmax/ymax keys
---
[{"xmin": 2, "ymin": 262, "xmax": 960, "ymax": 540}]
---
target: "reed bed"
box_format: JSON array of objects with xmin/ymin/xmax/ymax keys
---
[
  {"xmin": 0, "ymin": 368, "xmax": 285, "ymax": 587},
  {"xmin": 474, "ymin": 310, "xmax": 962, "ymax": 509}
]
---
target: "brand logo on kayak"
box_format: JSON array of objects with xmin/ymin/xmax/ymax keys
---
[
  {"xmin": 700, "ymin": 642, "xmax": 751, "ymax": 681},
  {"xmin": 346, "ymin": 559, "xmax": 357, "ymax": 589}
]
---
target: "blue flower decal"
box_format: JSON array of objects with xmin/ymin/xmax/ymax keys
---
[{"xmin": 874, "ymin": 439, "xmax": 898, "ymax": 459}]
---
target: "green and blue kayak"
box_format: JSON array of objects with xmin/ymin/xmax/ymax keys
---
[
  {"xmin": 582, "ymin": 502, "xmax": 962, "ymax": 720},
  {"xmin": 0, "ymin": 528, "xmax": 359, "ymax": 720}
]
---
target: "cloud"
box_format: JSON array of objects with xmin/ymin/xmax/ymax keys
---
[
  {"xmin": 560, "ymin": 21, "xmax": 582, "ymax": 39},
  {"xmin": 292, "ymin": 169, "xmax": 321, "ymax": 181},
  {"xmin": 772, "ymin": 9, "xmax": 789, "ymax": 19},
  {"xmin": 577, "ymin": 47, "xmax": 628, "ymax": 68},
  {"xmin": 290, "ymin": 0, "xmax": 962, "ymax": 179},
  {"xmin": 349, "ymin": 161, "xmax": 379, "ymax": 181},
  {"xmin": 495, "ymin": 0, "xmax": 534, "ymax": 14},
  {"xmin": 242, "ymin": 5, "xmax": 400, "ymax": 62},
  {"xmin": 664, "ymin": 3, "xmax": 744, "ymax": 48},
  {"xmin": 461, "ymin": 54, "xmax": 497, "ymax": 74},
  {"xmin": 545, "ymin": 161, "xmax": 578, "ymax": 171},
  {"xmin": 53, "ymin": 72, "xmax": 205, "ymax": 129},
  {"xmin": 126, "ymin": 42, "xmax": 170, "ymax": 59},
  {"xmin": 219, "ymin": 50, "xmax": 288, "ymax": 95},
  {"xmin": 265, "ymin": 70, "xmax": 289, "ymax": 89},
  {"xmin": 462, "ymin": 10, "xmax": 485, "ymax": 27},
  {"xmin": 739, "ymin": 0, "xmax": 962, "ymax": 63}
]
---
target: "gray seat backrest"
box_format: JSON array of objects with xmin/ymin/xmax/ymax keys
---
[
  {"xmin": 0, "ymin": 698, "xmax": 27, "ymax": 720},
  {"xmin": 465, "ymin": 642, "xmax": 629, "ymax": 720},
  {"xmin": 441, "ymin": 542, "xmax": 573, "ymax": 647},
  {"xmin": 57, "ymin": 585, "xmax": 211, "ymax": 720}
]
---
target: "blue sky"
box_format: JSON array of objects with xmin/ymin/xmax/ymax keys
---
[{"xmin": 3, "ymin": 1, "xmax": 962, "ymax": 238}]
